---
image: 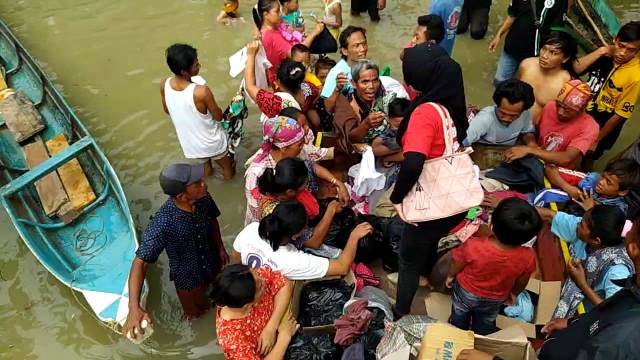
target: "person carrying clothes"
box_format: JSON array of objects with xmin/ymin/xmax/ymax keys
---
[
  {"xmin": 389, "ymin": 42, "xmax": 469, "ymax": 318},
  {"xmin": 489, "ymin": 0, "xmax": 567, "ymax": 84},
  {"xmin": 503, "ymin": 79, "xmax": 599, "ymax": 170},
  {"xmin": 463, "ymin": 79, "xmax": 536, "ymax": 169},
  {"xmin": 253, "ymin": 0, "xmax": 324, "ymax": 87},
  {"xmin": 446, "ymin": 198, "xmax": 542, "ymax": 335},
  {"xmin": 214, "ymin": 264, "xmax": 297, "ymax": 360},
  {"xmin": 122, "ymin": 163, "xmax": 229, "ymax": 337},
  {"xmin": 244, "ymin": 116, "xmax": 349, "ymax": 225},
  {"xmin": 160, "ymin": 44, "xmax": 235, "ymax": 179},
  {"xmin": 321, "ymin": 26, "xmax": 368, "ymax": 113},
  {"xmin": 429, "ymin": 0, "xmax": 463, "ymax": 55},
  {"xmin": 233, "ymin": 200, "xmax": 374, "ymax": 279},
  {"xmin": 456, "ymin": 0, "xmax": 491, "ymax": 40},
  {"xmin": 573, "ymin": 21, "xmax": 640, "ymax": 169},
  {"xmin": 537, "ymin": 205, "xmax": 633, "ymax": 316}
]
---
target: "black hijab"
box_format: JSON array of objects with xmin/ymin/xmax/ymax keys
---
[{"xmin": 396, "ymin": 43, "xmax": 468, "ymax": 146}]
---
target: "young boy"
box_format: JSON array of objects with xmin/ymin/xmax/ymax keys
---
[
  {"xmin": 446, "ymin": 198, "xmax": 542, "ymax": 335},
  {"xmin": 280, "ymin": 0, "xmax": 305, "ymax": 32},
  {"xmin": 290, "ymin": 44, "xmax": 322, "ymax": 87},
  {"xmin": 536, "ymin": 205, "xmax": 632, "ymax": 316},
  {"xmin": 160, "ymin": 44, "xmax": 235, "ymax": 179},
  {"xmin": 539, "ymin": 158, "xmax": 640, "ymax": 216},
  {"xmin": 314, "ymin": 57, "xmax": 337, "ymax": 86},
  {"xmin": 372, "ymin": 98, "xmax": 408, "ymax": 161},
  {"xmin": 216, "ymin": 0, "xmax": 243, "ymax": 25}
]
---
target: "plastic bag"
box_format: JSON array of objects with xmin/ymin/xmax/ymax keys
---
[
  {"xmin": 381, "ymin": 216, "xmax": 403, "ymax": 272},
  {"xmin": 354, "ymin": 286, "xmax": 393, "ymax": 320},
  {"xmin": 360, "ymin": 308, "xmax": 386, "ymax": 360},
  {"xmin": 355, "ymin": 214, "xmax": 386, "ymax": 263},
  {"xmin": 298, "ymin": 279, "xmax": 354, "ymax": 327},
  {"xmin": 285, "ymin": 332, "xmax": 342, "ymax": 360}
]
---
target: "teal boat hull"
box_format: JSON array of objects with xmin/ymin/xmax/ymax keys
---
[{"xmin": 0, "ymin": 18, "xmax": 146, "ymax": 329}]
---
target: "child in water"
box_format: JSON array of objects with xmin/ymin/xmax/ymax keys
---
[{"xmin": 217, "ymin": 0, "xmax": 244, "ymax": 25}]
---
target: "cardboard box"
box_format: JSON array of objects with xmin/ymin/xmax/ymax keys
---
[
  {"xmin": 418, "ymin": 323, "xmax": 475, "ymax": 360},
  {"xmin": 424, "ymin": 278, "xmax": 561, "ymax": 338},
  {"xmin": 474, "ymin": 326, "xmax": 537, "ymax": 360},
  {"xmin": 289, "ymin": 271, "xmax": 356, "ymax": 332}
]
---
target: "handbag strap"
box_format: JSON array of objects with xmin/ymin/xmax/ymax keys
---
[{"xmin": 427, "ymin": 102, "xmax": 456, "ymax": 156}]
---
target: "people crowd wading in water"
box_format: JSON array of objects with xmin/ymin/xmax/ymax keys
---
[{"xmin": 125, "ymin": 2, "xmax": 640, "ymax": 357}]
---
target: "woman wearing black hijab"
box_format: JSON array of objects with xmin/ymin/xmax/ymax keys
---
[{"xmin": 390, "ymin": 43, "xmax": 470, "ymax": 318}]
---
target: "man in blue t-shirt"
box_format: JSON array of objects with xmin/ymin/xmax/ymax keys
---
[{"xmin": 429, "ymin": 0, "xmax": 463, "ymax": 55}]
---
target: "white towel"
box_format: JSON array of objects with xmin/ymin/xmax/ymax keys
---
[{"xmin": 348, "ymin": 146, "xmax": 386, "ymax": 197}]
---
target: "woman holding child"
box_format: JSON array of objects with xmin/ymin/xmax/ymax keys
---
[
  {"xmin": 253, "ymin": 0, "xmax": 324, "ymax": 86},
  {"xmin": 389, "ymin": 43, "xmax": 472, "ymax": 318}
]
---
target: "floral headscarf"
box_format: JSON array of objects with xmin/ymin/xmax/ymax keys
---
[{"xmin": 255, "ymin": 116, "xmax": 305, "ymax": 162}]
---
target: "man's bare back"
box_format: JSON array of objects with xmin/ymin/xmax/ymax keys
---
[{"xmin": 518, "ymin": 57, "xmax": 571, "ymax": 125}]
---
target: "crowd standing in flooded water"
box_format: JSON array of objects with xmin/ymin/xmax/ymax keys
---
[{"xmin": 121, "ymin": 0, "xmax": 640, "ymax": 357}]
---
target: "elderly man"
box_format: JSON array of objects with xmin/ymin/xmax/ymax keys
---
[
  {"xmin": 504, "ymin": 79, "xmax": 599, "ymax": 169},
  {"xmin": 122, "ymin": 163, "xmax": 228, "ymax": 338},
  {"xmin": 346, "ymin": 59, "xmax": 388, "ymax": 144}
]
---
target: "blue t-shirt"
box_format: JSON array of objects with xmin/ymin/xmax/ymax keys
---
[
  {"xmin": 320, "ymin": 58, "xmax": 353, "ymax": 98},
  {"xmin": 463, "ymin": 106, "xmax": 535, "ymax": 146},
  {"xmin": 550, "ymin": 212, "xmax": 630, "ymax": 302},
  {"xmin": 429, "ymin": 0, "xmax": 463, "ymax": 55}
]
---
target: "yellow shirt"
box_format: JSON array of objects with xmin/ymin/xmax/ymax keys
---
[
  {"xmin": 587, "ymin": 56, "xmax": 640, "ymax": 119},
  {"xmin": 304, "ymin": 72, "xmax": 322, "ymax": 88}
]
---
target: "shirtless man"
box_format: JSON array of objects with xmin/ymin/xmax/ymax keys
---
[{"xmin": 518, "ymin": 31, "xmax": 577, "ymax": 125}]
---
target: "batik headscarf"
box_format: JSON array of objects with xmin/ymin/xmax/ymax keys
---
[
  {"xmin": 255, "ymin": 116, "xmax": 305, "ymax": 162},
  {"xmin": 397, "ymin": 43, "xmax": 468, "ymax": 146},
  {"xmin": 556, "ymin": 79, "xmax": 592, "ymax": 111}
]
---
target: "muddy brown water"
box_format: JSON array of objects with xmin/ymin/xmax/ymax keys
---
[{"xmin": 1, "ymin": 0, "xmax": 638, "ymax": 358}]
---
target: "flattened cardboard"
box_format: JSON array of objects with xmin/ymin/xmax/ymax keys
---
[
  {"xmin": 46, "ymin": 134, "xmax": 96, "ymax": 210},
  {"xmin": 418, "ymin": 323, "xmax": 474, "ymax": 360},
  {"xmin": 425, "ymin": 278, "xmax": 562, "ymax": 339},
  {"xmin": 289, "ymin": 271, "xmax": 356, "ymax": 332},
  {"xmin": 23, "ymin": 138, "xmax": 69, "ymax": 216}
]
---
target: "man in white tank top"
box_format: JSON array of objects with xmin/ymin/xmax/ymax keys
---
[{"xmin": 160, "ymin": 44, "xmax": 235, "ymax": 179}]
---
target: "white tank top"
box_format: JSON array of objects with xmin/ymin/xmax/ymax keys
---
[{"xmin": 164, "ymin": 78, "xmax": 227, "ymax": 158}]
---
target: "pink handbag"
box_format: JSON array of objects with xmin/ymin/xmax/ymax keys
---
[{"xmin": 402, "ymin": 103, "xmax": 483, "ymax": 222}]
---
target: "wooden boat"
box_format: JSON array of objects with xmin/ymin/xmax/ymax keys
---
[
  {"xmin": 0, "ymin": 18, "xmax": 146, "ymax": 331},
  {"xmin": 567, "ymin": 0, "xmax": 622, "ymax": 51}
]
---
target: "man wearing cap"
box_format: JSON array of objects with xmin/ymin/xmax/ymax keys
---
[
  {"xmin": 122, "ymin": 163, "xmax": 228, "ymax": 337},
  {"xmin": 504, "ymin": 79, "xmax": 599, "ymax": 169}
]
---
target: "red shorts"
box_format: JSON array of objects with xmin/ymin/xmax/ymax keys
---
[{"xmin": 176, "ymin": 283, "xmax": 212, "ymax": 320}]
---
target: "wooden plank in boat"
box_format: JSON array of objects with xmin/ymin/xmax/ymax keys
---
[
  {"xmin": 46, "ymin": 134, "xmax": 96, "ymax": 210},
  {"xmin": 23, "ymin": 137, "xmax": 69, "ymax": 216}
]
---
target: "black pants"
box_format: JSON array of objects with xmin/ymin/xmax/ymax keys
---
[
  {"xmin": 395, "ymin": 212, "xmax": 466, "ymax": 315},
  {"xmin": 350, "ymin": 0, "xmax": 380, "ymax": 21},
  {"xmin": 457, "ymin": 0, "xmax": 490, "ymax": 40}
]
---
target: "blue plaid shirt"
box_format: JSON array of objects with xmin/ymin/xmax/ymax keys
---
[{"xmin": 136, "ymin": 194, "xmax": 221, "ymax": 290}]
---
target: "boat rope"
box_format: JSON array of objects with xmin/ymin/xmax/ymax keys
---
[
  {"xmin": 575, "ymin": 0, "xmax": 608, "ymax": 46},
  {"xmin": 67, "ymin": 215, "xmax": 124, "ymax": 335}
]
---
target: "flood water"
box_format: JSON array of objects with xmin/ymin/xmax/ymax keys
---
[{"xmin": 0, "ymin": 0, "xmax": 638, "ymax": 358}]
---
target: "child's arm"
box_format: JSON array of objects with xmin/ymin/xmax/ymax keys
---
[
  {"xmin": 545, "ymin": 164, "xmax": 581, "ymax": 199},
  {"xmin": 383, "ymin": 152, "xmax": 404, "ymax": 163},
  {"xmin": 511, "ymin": 273, "xmax": 531, "ymax": 298},
  {"xmin": 259, "ymin": 279, "xmax": 293, "ymax": 355},
  {"xmin": 567, "ymin": 258, "xmax": 603, "ymax": 306},
  {"xmin": 372, "ymin": 137, "xmax": 401, "ymax": 157},
  {"xmin": 446, "ymin": 258, "xmax": 466, "ymax": 288},
  {"xmin": 535, "ymin": 207, "xmax": 556, "ymax": 223}
]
